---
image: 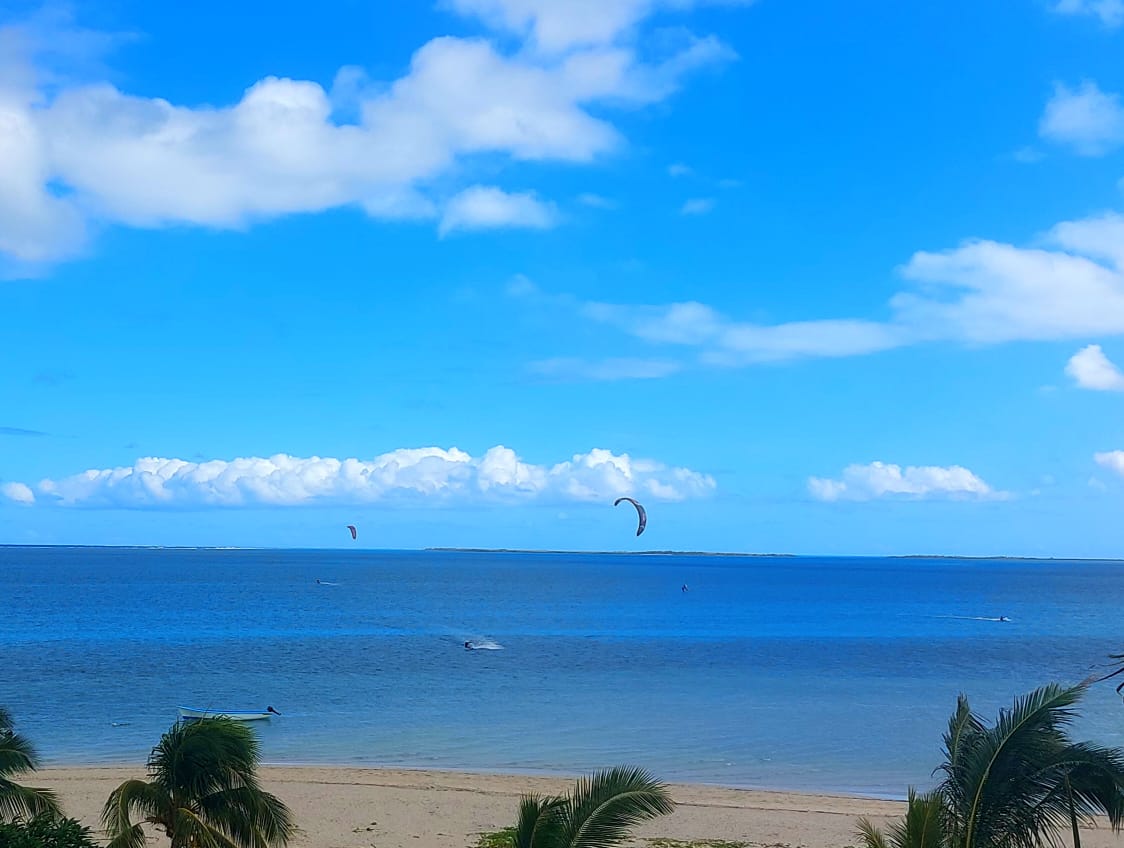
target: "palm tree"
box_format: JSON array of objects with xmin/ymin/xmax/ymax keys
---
[
  {"xmin": 858, "ymin": 683, "xmax": 1124, "ymax": 848},
  {"xmin": 510, "ymin": 766, "xmax": 674, "ymax": 848},
  {"xmin": 103, "ymin": 718, "xmax": 294, "ymax": 848},
  {"xmin": 857, "ymin": 789, "xmax": 946, "ymax": 848},
  {"xmin": 0, "ymin": 706, "xmax": 60, "ymax": 823}
]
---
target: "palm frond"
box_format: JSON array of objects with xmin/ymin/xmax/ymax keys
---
[
  {"xmin": 197, "ymin": 785, "xmax": 296, "ymax": 848},
  {"xmin": 512, "ymin": 795, "xmax": 567, "ymax": 848},
  {"xmin": 856, "ymin": 818, "xmax": 892, "ymax": 848},
  {"xmin": 103, "ymin": 778, "xmax": 172, "ymax": 845},
  {"xmin": 148, "ymin": 719, "xmax": 262, "ymax": 800},
  {"xmin": 889, "ymin": 789, "xmax": 947, "ymax": 848},
  {"xmin": 0, "ymin": 713, "xmax": 42, "ymax": 779},
  {"xmin": 0, "ymin": 777, "xmax": 61, "ymax": 823},
  {"xmin": 559, "ymin": 766, "xmax": 675, "ymax": 848},
  {"xmin": 172, "ymin": 806, "xmax": 243, "ymax": 848}
]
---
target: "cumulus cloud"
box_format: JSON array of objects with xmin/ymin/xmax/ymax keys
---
[
  {"xmin": 1095, "ymin": 450, "xmax": 1124, "ymax": 477},
  {"xmin": 808, "ymin": 462, "xmax": 998, "ymax": 502},
  {"xmin": 0, "ymin": 5, "xmax": 740, "ymax": 265},
  {"xmin": 668, "ymin": 162, "xmax": 692, "ymax": 177},
  {"xmin": 680, "ymin": 197, "xmax": 715, "ymax": 215},
  {"xmin": 439, "ymin": 186, "xmax": 557, "ymax": 235},
  {"xmin": 6, "ymin": 446, "xmax": 715, "ymax": 508},
  {"xmin": 1066, "ymin": 344, "xmax": 1124, "ymax": 391},
  {"xmin": 1039, "ymin": 81, "xmax": 1124, "ymax": 156},
  {"xmin": 538, "ymin": 210, "xmax": 1124, "ymax": 370},
  {"xmin": 1051, "ymin": 0, "xmax": 1124, "ymax": 27},
  {"xmin": 0, "ymin": 482, "xmax": 35, "ymax": 504}
]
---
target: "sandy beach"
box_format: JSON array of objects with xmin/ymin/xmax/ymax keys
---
[{"xmin": 37, "ymin": 766, "xmax": 1121, "ymax": 848}]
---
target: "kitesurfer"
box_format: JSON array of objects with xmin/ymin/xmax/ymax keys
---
[{"xmin": 464, "ymin": 641, "xmax": 473, "ymax": 650}]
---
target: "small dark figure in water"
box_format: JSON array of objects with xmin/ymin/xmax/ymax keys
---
[
  {"xmin": 681, "ymin": 584, "xmax": 689, "ymax": 592},
  {"xmin": 266, "ymin": 706, "xmax": 281, "ymax": 716},
  {"xmin": 316, "ymin": 579, "xmax": 321, "ymax": 584},
  {"xmin": 999, "ymin": 616, "xmax": 1009, "ymax": 622},
  {"xmin": 464, "ymin": 641, "xmax": 473, "ymax": 650}
]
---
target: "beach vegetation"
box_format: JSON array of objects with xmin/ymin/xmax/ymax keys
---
[
  {"xmin": 507, "ymin": 766, "xmax": 674, "ymax": 848},
  {"xmin": 0, "ymin": 707, "xmax": 61, "ymax": 824},
  {"xmin": 0, "ymin": 814, "xmax": 100, "ymax": 848},
  {"xmin": 103, "ymin": 717, "xmax": 295, "ymax": 848},
  {"xmin": 857, "ymin": 683, "xmax": 1124, "ymax": 848}
]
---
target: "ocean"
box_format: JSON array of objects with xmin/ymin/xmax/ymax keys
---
[{"xmin": 2, "ymin": 546, "xmax": 1122, "ymax": 797}]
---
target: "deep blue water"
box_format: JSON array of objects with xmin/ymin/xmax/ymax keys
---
[{"xmin": 2, "ymin": 547, "xmax": 1123, "ymax": 796}]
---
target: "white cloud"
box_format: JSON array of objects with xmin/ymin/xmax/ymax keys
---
[
  {"xmin": 505, "ymin": 273, "xmax": 540, "ymax": 297},
  {"xmin": 1066, "ymin": 344, "xmax": 1124, "ymax": 391},
  {"xmin": 439, "ymin": 186, "xmax": 557, "ymax": 235},
  {"xmin": 1, "ymin": 482, "xmax": 35, "ymax": 504},
  {"xmin": 561, "ymin": 210, "xmax": 1124, "ymax": 367},
  {"xmin": 0, "ymin": 5, "xmax": 740, "ymax": 265},
  {"xmin": 1095, "ymin": 450, "xmax": 1124, "ymax": 477},
  {"xmin": 808, "ymin": 462, "xmax": 997, "ymax": 502},
  {"xmin": 1051, "ymin": 0, "xmax": 1124, "ymax": 27},
  {"xmin": 1011, "ymin": 146, "xmax": 1045, "ymax": 164},
  {"xmin": 577, "ymin": 192, "xmax": 616, "ymax": 209},
  {"xmin": 14, "ymin": 446, "xmax": 715, "ymax": 508},
  {"xmin": 668, "ymin": 161, "xmax": 692, "ymax": 177},
  {"xmin": 529, "ymin": 356, "xmax": 683, "ymax": 380},
  {"xmin": 1039, "ymin": 81, "xmax": 1124, "ymax": 156},
  {"xmin": 445, "ymin": 0, "xmax": 752, "ymax": 53},
  {"xmin": 680, "ymin": 197, "xmax": 715, "ymax": 215}
]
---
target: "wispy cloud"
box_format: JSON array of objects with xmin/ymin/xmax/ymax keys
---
[
  {"xmin": 444, "ymin": 0, "xmax": 754, "ymax": 53},
  {"xmin": 524, "ymin": 210, "xmax": 1124, "ymax": 374},
  {"xmin": 668, "ymin": 162, "xmax": 693, "ymax": 177},
  {"xmin": 3, "ymin": 446, "xmax": 716, "ymax": 508},
  {"xmin": 577, "ymin": 192, "xmax": 617, "ymax": 209},
  {"xmin": 0, "ymin": 3, "xmax": 743, "ymax": 266},
  {"xmin": 680, "ymin": 197, "xmax": 715, "ymax": 215},
  {"xmin": 528, "ymin": 357, "xmax": 683, "ymax": 381},
  {"xmin": 808, "ymin": 462, "xmax": 999, "ymax": 502},
  {"xmin": 0, "ymin": 426, "xmax": 47, "ymax": 437},
  {"xmin": 1051, "ymin": 0, "xmax": 1124, "ymax": 28},
  {"xmin": 1066, "ymin": 344, "xmax": 1124, "ymax": 391},
  {"xmin": 439, "ymin": 186, "xmax": 557, "ymax": 235},
  {"xmin": 1039, "ymin": 81, "xmax": 1124, "ymax": 156}
]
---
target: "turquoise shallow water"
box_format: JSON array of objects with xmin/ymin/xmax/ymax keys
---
[{"xmin": 2, "ymin": 546, "xmax": 1123, "ymax": 796}]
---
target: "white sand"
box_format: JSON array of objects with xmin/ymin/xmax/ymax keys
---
[{"xmin": 37, "ymin": 766, "xmax": 1123, "ymax": 848}]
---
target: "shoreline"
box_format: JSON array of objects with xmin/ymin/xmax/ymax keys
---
[
  {"xmin": 40, "ymin": 759, "xmax": 906, "ymax": 802},
  {"xmin": 35, "ymin": 764, "xmax": 1122, "ymax": 848}
]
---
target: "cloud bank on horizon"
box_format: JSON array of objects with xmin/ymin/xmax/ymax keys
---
[{"xmin": 1, "ymin": 446, "xmax": 717, "ymax": 508}]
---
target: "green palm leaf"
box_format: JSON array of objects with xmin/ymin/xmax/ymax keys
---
[
  {"xmin": 0, "ymin": 707, "xmax": 61, "ymax": 823},
  {"xmin": 557, "ymin": 766, "xmax": 675, "ymax": 848},
  {"xmin": 104, "ymin": 719, "xmax": 294, "ymax": 848},
  {"xmin": 512, "ymin": 795, "xmax": 567, "ymax": 848}
]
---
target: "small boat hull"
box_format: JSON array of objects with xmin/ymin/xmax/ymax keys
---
[{"xmin": 178, "ymin": 707, "xmax": 275, "ymax": 721}]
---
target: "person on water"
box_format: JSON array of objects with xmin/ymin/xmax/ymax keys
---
[{"xmin": 464, "ymin": 641, "xmax": 473, "ymax": 650}]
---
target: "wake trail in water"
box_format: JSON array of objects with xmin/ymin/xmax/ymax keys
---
[{"xmin": 931, "ymin": 615, "xmax": 1011, "ymax": 622}]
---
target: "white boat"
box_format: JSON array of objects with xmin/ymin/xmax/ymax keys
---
[{"xmin": 178, "ymin": 706, "xmax": 280, "ymax": 721}]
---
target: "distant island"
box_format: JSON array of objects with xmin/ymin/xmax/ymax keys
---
[{"xmin": 425, "ymin": 547, "xmax": 797, "ymax": 557}]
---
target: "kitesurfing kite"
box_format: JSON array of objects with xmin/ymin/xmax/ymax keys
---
[
  {"xmin": 614, "ymin": 497, "xmax": 647, "ymax": 536},
  {"xmin": 346, "ymin": 525, "xmax": 357, "ymax": 540}
]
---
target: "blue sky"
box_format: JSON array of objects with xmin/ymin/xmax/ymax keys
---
[{"xmin": 2, "ymin": 0, "xmax": 1124, "ymax": 555}]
